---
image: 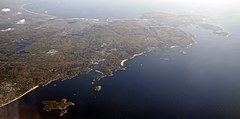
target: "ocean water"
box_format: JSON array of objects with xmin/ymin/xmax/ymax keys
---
[
  {"xmin": 1, "ymin": 0, "xmax": 240, "ymax": 119},
  {"xmin": 24, "ymin": 0, "xmax": 231, "ymax": 19}
]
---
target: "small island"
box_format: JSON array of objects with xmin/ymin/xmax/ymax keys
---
[
  {"xmin": 43, "ymin": 99, "xmax": 75, "ymax": 116},
  {"xmin": 95, "ymin": 86, "xmax": 102, "ymax": 91}
]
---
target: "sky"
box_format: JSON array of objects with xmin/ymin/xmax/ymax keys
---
[{"xmin": 51, "ymin": 0, "xmax": 240, "ymax": 10}]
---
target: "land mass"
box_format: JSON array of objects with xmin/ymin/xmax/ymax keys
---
[
  {"xmin": 43, "ymin": 99, "xmax": 75, "ymax": 116},
  {"xmin": 0, "ymin": 0, "xmax": 229, "ymax": 107}
]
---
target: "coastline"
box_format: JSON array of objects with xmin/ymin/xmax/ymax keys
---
[
  {"xmin": 95, "ymin": 70, "xmax": 105, "ymax": 75},
  {"xmin": 0, "ymin": 2, "xmax": 198, "ymax": 108},
  {"xmin": 21, "ymin": 3, "xmax": 106, "ymax": 22},
  {"xmin": 21, "ymin": 3, "xmax": 56, "ymax": 19},
  {"xmin": 0, "ymin": 51, "xmax": 149, "ymax": 108},
  {"xmin": 120, "ymin": 59, "xmax": 128, "ymax": 67},
  {"xmin": 0, "ymin": 86, "xmax": 39, "ymax": 108},
  {"xmin": 131, "ymin": 52, "xmax": 145, "ymax": 59},
  {"xmin": 0, "ymin": 3, "xmax": 109, "ymax": 108},
  {"xmin": 121, "ymin": 51, "xmax": 146, "ymax": 67}
]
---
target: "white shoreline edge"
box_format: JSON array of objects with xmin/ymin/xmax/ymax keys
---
[
  {"xmin": 121, "ymin": 52, "xmax": 146, "ymax": 67},
  {"xmin": 120, "ymin": 59, "xmax": 128, "ymax": 67},
  {"xmin": 95, "ymin": 70, "xmax": 105, "ymax": 75},
  {"xmin": 0, "ymin": 86, "xmax": 39, "ymax": 107}
]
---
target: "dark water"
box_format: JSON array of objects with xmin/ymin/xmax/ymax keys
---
[{"xmin": 2, "ymin": 1, "xmax": 240, "ymax": 119}]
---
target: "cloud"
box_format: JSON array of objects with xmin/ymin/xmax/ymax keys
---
[
  {"xmin": 16, "ymin": 19, "xmax": 26, "ymax": 24},
  {"xmin": 1, "ymin": 8, "xmax": 11, "ymax": 12},
  {"xmin": 0, "ymin": 28, "xmax": 15, "ymax": 32}
]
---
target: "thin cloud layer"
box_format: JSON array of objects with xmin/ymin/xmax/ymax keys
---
[{"xmin": 1, "ymin": 8, "xmax": 11, "ymax": 12}]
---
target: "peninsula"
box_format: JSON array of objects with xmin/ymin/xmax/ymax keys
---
[{"xmin": 0, "ymin": 0, "xmax": 229, "ymax": 107}]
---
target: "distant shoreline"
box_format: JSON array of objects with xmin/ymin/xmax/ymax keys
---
[
  {"xmin": 20, "ymin": 3, "xmax": 141, "ymax": 22},
  {"xmin": 21, "ymin": 3, "xmax": 56, "ymax": 19}
]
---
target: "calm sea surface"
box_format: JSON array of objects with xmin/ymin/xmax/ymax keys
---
[{"xmin": 1, "ymin": 1, "xmax": 240, "ymax": 119}]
